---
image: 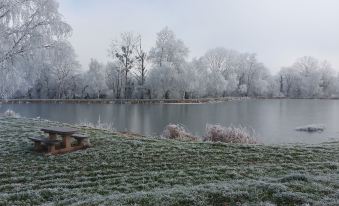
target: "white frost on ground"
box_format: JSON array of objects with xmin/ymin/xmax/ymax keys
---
[{"xmin": 0, "ymin": 117, "xmax": 339, "ymax": 205}]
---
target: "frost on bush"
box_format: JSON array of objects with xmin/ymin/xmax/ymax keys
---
[
  {"xmin": 3, "ymin": 110, "xmax": 20, "ymax": 118},
  {"xmin": 204, "ymin": 124, "xmax": 257, "ymax": 144},
  {"xmin": 295, "ymin": 124, "xmax": 325, "ymax": 132},
  {"xmin": 162, "ymin": 124, "xmax": 198, "ymax": 141}
]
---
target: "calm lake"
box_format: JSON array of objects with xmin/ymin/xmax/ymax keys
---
[{"xmin": 1, "ymin": 99, "xmax": 339, "ymax": 144}]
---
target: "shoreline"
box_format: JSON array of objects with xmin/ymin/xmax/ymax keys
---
[
  {"xmin": 1, "ymin": 96, "xmax": 339, "ymax": 104},
  {"xmin": 0, "ymin": 97, "xmax": 246, "ymax": 104}
]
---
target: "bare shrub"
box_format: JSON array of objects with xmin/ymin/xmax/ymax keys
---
[
  {"xmin": 204, "ymin": 124, "xmax": 257, "ymax": 144},
  {"xmin": 78, "ymin": 116, "xmax": 115, "ymax": 132},
  {"xmin": 162, "ymin": 124, "xmax": 198, "ymax": 141}
]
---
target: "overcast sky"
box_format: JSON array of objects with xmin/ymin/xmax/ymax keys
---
[{"xmin": 58, "ymin": 0, "xmax": 339, "ymax": 73}]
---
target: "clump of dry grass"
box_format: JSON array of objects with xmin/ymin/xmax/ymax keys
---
[
  {"xmin": 78, "ymin": 116, "xmax": 115, "ymax": 132},
  {"xmin": 204, "ymin": 124, "xmax": 257, "ymax": 144},
  {"xmin": 162, "ymin": 124, "xmax": 199, "ymax": 141}
]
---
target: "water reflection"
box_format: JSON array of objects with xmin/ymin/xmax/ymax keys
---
[{"xmin": 1, "ymin": 99, "xmax": 339, "ymax": 144}]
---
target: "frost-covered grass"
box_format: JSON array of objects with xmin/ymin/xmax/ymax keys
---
[
  {"xmin": 0, "ymin": 117, "xmax": 339, "ymax": 205},
  {"xmin": 296, "ymin": 124, "xmax": 325, "ymax": 132}
]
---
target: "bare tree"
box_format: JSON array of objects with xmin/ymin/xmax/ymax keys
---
[
  {"xmin": 134, "ymin": 35, "xmax": 148, "ymax": 99},
  {"xmin": 109, "ymin": 32, "xmax": 138, "ymax": 99}
]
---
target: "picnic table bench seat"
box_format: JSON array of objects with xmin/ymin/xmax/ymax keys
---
[
  {"xmin": 71, "ymin": 134, "xmax": 89, "ymax": 140},
  {"xmin": 71, "ymin": 134, "xmax": 90, "ymax": 146},
  {"xmin": 28, "ymin": 136, "xmax": 60, "ymax": 145},
  {"xmin": 28, "ymin": 136, "xmax": 61, "ymax": 152}
]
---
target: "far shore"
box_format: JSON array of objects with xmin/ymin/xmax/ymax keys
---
[
  {"xmin": 1, "ymin": 96, "xmax": 339, "ymax": 104},
  {"xmin": 0, "ymin": 97, "xmax": 246, "ymax": 104}
]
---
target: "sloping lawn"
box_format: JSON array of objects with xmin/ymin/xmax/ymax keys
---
[{"xmin": 0, "ymin": 117, "xmax": 339, "ymax": 205}]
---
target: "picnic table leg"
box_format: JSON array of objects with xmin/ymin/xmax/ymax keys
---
[
  {"xmin": 63, "ymin": 135, "xmax": 72, "ymax": 149},
  {"xmin": 46, "ymin": 133, "xmax": 57, "ymax": 153},
  {"xmin": 34, "ymin": 142, "xmax": 42, "ymax": 151},
  {"xmin": 48, "ymin": 133, "xmax": 57, "ymax": 140},
  {"xmin": 48, "ymin": 145, "xmax": 56, "ymax": 154}
]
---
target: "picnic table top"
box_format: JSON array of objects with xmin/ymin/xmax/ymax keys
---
[{"xmin": 41, "ymin": 127, "xmax": 78, "ymax": 135}]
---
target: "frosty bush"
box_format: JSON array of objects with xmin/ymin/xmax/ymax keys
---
[
  {"xmin": 204, "ymin": 124, "xmax": 257, "ymax": 144},
  {"xmin": 295, "ymin": 124, "xmax": 325, "ymax": 132},
  {"xmin": 162, "ymin": 124, "xmax": 198, "ymax": 141},
  {"xmin": 3, "ymin": 110, "xmax": 20, "ymax": 118}
]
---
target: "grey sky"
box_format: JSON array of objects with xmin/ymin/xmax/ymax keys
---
[{"xmin": 58, "ymin": 0, "xmax": 339, "ymax": 73}]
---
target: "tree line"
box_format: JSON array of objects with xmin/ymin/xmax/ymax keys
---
[{"xmin": 1, "ymin": 0, "xmax": 339, "ymax": 100}]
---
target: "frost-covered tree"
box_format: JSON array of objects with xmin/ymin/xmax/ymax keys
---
[
  {"xmin": 85, "ymin": 59, "xmax": 107, "ymax": 99},
  {"xmin": 319, "ymin": 61, "xmax": 336, "ymax": 97},
  {"xmin": 105, "ymin": 61, "xmax": 123, "ymax": 99},
  {"xmin": 0, "ymin": 0, "xmax": 77, "ymax": 99},
  {"xmin": 0, "ymin": 68, "xmax": 25, "ymax": 99},
  {"xmin": 181, "ymin": 59, "xmax": 208, "ymax": 98},
  {"xmin": 198, "ymin": 48, "xmax": 270, "ymax": 97},
  {"xmin": 235, "ymin": 53, "xmax": 270, "ymax": 96},
  {"xmin": 50, "ymin": 41, "xmax": 79, "ymax": 99},
  {"xmin": 0, "ymin": 0, "xmax": 71, "ymax": 70},
  {"xmin": 147, "ymin": 27, "xmax": 189, "ymax": 99},
  {"xmin": 204, "ymin": 48, "xmax": 239, "ymax": 78},
  {"xmin": 149, "ymin": 27, "xmax": 189, "ymax": 68},
  {"xmin": 294, "ymin": 56, "xmax": 322, "ymax": 97},
  {"xmin": 277, "ymin": 56, "xmax": 337, "ymax": 98}
]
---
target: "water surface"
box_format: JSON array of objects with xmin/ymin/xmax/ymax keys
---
[{"xmin": 1, "ymin": 99, "xmax": 339, "ymax": 144}]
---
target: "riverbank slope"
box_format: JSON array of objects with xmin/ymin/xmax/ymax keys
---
[{"xmin": 0, "ymin": 117, "xmax": 338, "ymax": 205}]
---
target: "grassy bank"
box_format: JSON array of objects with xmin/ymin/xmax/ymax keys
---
[{"xmin": 0, "ymin": 117, "xmax": 339, "ymax": 205}]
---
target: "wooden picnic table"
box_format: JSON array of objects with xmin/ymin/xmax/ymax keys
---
[
  {"xmin": 41, "ymin": 127, "xmax": 78, "ymax": 154},
  {"xmin": 28, "ymin": 127, "xmax": 90, "ymax": 155}
]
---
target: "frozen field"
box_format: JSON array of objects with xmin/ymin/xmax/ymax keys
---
[{"xmin": 0, "ymin": 117, "xmax": 339, "ymax": 205}]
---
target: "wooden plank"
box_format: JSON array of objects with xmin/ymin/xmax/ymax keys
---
[
  {"xmin": 41, "ymin": 127, "xmax": 78, "ymax": 135},
  {"xmin": 71, "ymin": 134, "xmax": 89, "ymax": 140},
  {"xmin": 28, "ymin": 136, "xmax": 60, "ymax": 145}
]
